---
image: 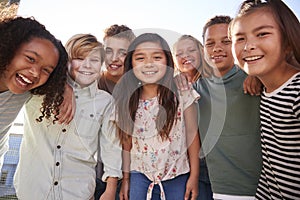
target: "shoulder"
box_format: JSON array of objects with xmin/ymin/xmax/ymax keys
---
[
  {"xmin": 178, "ymin": 88, "xmax": 200, "ymax": 110},
  {"xmin": 95, "ymin": 89, "xmax": 115, "ymax": 104}
]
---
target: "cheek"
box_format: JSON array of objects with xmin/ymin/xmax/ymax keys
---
[
  {"xmin": 120, "ymin": 56, "xmax": 126, "ymax": 64},
  {"xmin": 232, "ymin": 44, "xmax": 242, "ymax": 62},
  {"xmin": 91, "ymin": 62, "xmax": 102, "ymax": 71},
  {"xmin": 176, "ymin": 56, "xmax": 181, "ymax": 63},
  {"xmin": 37, "ymin": 74, "xmax": 51, "ymax": 86},
  {"xmin": 104, "ymin": 56, "xmax": 110, "ymax": 64},
  {"xmin": 132, "ymin": 67, "xmax": 141, "ymax": 79},
  {"xmin": 68, "ymin": 63, "xmax": 80, "ymax": 79},
  {"xmin": 194, "ymin": 55, "xmax": 201, "ymax": 68}
]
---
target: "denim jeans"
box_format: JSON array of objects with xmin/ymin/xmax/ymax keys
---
[
  {"xmin": 130, "ymin": 171, "xmax": 189, "ymax": 200},
  {"xmin": 197, "ymin": 158, "xmax": 213, "ymax": 200}
]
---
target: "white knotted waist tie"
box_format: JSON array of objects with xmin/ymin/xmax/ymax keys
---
[{"xmin": 146, "ymin": 179, "xmax": 165, "ymax": 200}]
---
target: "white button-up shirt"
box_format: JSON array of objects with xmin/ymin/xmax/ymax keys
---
[{"xmin": 14, "ymin": 78, "xmax": 122, "ymax": 200}]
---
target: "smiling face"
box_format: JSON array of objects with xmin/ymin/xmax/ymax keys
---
[
  {"xmin": 0, "ymin": 37, "xmax": 59, "ymax": 94},
  {"xmin": 175, "ymin": 38, "xmax": 200, "ymax": 78},
  {"xmin": 231, "ymin": 9, "xmax": 286, "ymax": 81},
  {"xmin": 132, "ymin": 41, "xmax": 167, "ymax": 85},
  {"xmin": 68, "ymin": 48, "xmax": 102, "ymax": 88},
  {"xmin": 104, "ymin": 37, "xmax": 131, "ymax": 83},
  {"xmin": 203, "ymin": 23, "xmax": 234, "ymax": 77}
]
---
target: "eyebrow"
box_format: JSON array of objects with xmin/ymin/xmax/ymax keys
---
[
  {"xmin": 105, "ymin": 47, "xmax": 127, "ymax": 52},
  {"xmin": 134, "ymin": 50, "xmax": 164, "ymax": 55},
  {"xmin": 234, "ymin": 24, "xmax": 275, "ymax": 36},
  {"xmin": 133, "ymin": 52, "xmax": 145, "ymax": 56},
  {"xmin": 24, "ymin": 49, "xmax": 41, "ymax": 58},
  {"xmin": 253, "ymin": 25, "xmax": 275, "ymax": 32}
]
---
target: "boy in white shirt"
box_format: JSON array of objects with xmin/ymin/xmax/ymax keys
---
[{"xmin": 14, "ymin": 34, "xmax": 122, "ymax": 200}]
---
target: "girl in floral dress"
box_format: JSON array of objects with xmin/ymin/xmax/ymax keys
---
[{"xmin": 113, "ymin": 33, "xmax": 200, "ymax": 200}]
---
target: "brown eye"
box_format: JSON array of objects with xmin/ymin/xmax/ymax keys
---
[{"xmin": 26, "ymin": 56, "xmax": 35, "ymax": 63}]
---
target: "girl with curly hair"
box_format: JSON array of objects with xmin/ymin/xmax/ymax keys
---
[{"xmin": 0, "ymin": 16, "xmax": 68, "ymax": 169}]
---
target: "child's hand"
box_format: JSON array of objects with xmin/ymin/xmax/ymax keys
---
[
  {"xmin": 184, "ymin": 176, "xmax": 199, "ymax": 200},
  {"xmin": 57, "ymin": 83, "xmax": 76, "ymax": 124},
  {"xmin": 119, "ymin": 178, "xmax": 130, "ymax": 200},
  {"xmin": 174, "ymin": 72, "xmax": 192, "ymax": 92},
  {"xmin": 243, "ymin": 75, "xmax": 263, "ymax": 96},
  {"xmin": 100, "ymin": 190, "xmax": 115, "ymax": 200}
]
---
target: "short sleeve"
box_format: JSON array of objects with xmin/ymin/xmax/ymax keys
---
[{"xmin": 180, "ymin": 87, "xmax": 200, "ymax": 111}]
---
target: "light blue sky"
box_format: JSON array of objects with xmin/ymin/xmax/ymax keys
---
[{"xmin": 17, "ymin": 0, "xmax": 300, "ymax": 45}]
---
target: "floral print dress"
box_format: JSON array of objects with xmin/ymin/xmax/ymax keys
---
[{"xmin": 130, "ymin": 88, "xmax": 200, "ymax": 199}]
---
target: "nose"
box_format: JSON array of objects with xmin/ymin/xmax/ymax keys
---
[
  {"xmin": 145, "ymin": 58, "xmax": 154, "ymax": 68},
  {"xmin": 213, "ymin": 43, "xmax": 223, "ymax": 53},
  {"xmin": 82, "ymin": 59, "xmax": 91, "ymax": 68},
  {"xmin": 112, "ymin": 52, "xmax": 120, "ymax": 61},
  {"xmin": 28, "ymin": 65, "xmax": 40, "ymax": 78},
  {"xmin": 181, "ymin": 51, "xmax": 190, "ymax": 58},
  {"xmin": 243, "ymin": 42, "xmax": 256, "ymax": 51}
]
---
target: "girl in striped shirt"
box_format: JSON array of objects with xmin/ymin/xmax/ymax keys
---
[{"xmin": 229, "ymin": 0, "xmax": 300, "ymax": 199}]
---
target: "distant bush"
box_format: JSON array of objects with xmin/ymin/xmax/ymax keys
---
[
  {"xmin": 0, "ymin": 195, "xmax": 17, "ymax": 200},
  {"xmin": 0, "ymin": 1, "xmax": 19, "ymax": 21}
]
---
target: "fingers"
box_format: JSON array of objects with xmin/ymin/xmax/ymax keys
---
[
  {"xmin": 119, "ymin": 192, "xmax": 129, "ymax": 200},
  {"xmin": 243, "ymin": 76, "xmax": 262, "ymax": 96},
  {"xmin": 185, "ymin": 190, "xmax": 198, "ymax": 200},
  {"xmin": 57, "ymin": 101, "xmax": 73, "ymax": 124},
  {"xmin": 184, "ymin": 189, "xmax": 191, "ymax": 200},
  {"xmin": 57, "ymin": 84, "xmax": 76, "ymax": 124},
  {"xmin": 243, "ymin": 76, "xmax": 255, "ymax": 95},
  {"xmin": 243, "ymin": 77, "xmax": 249, "ymax": 94},
  {"xmin": 175, "ymin": 73, "xmax": 192, "ymax": 90}
]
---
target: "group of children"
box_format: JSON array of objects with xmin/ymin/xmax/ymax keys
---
[{"xmin": 0, "ymin": 0, "xmax": 299, "ymax": 199}]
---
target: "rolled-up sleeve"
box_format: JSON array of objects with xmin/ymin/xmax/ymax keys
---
[{"xmin": 99, "ymin": 99, "xmax": 122, "ymax": 181}]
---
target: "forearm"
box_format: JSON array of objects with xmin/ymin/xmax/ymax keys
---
[
  {"xmin": 105, "ymin": 177, "xmax": 118, "ymax": 193},
  {"xmin": 122, "ymin": 137, "xmax": 132, "ymax": 175},
  {"xmin": 187, "ymin": 133, "xmax": 200, "ymax": 178}
]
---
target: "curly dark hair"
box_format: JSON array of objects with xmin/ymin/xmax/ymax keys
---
[{"xmin": 0, "ymin": 16, "xmax": 68, "ymax": 122}]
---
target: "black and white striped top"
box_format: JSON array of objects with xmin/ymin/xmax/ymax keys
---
[
  {"xmin": 0, "ymin": 90, "xmax": 31, "ymax": 168},
  {"xmin": 256, "ymin": 73, "xmax": 300, "ymax": 200}
]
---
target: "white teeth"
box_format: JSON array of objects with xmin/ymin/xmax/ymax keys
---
[
  {"xmin": 79, "ymin": 71, "xmax": 93, "ymax": 75},
  {"xmin": 143, "ymin": 71, "xmax": 156, "ymax": 75},
  {"xmin": 244, "ymin": 56, "xmax": 262, "ymax": 61},
  {"xmin": 183, "ymin": 60, "xmax": 192, "ymax": 64},
  {"xmin": 213, "ymin": 55, "xmax": 224, "ymax": 59},
  {"xmin": 18, "ymin": 74, "xmax": 33, "ymax": 84},
  {"xmin": 110, "ymin": 65, "xmax": 119, "ymax": 69}
]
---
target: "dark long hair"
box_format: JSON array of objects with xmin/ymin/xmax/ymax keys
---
[
  {"xmin": 0, "ymin": 17, "xmax": 68, "ymax": 122},
  {"xmin": 113, "ymin": 33, "xmax": 179, "ymax": 143}
]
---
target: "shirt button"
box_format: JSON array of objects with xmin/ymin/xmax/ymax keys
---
[
  {"xmin": 56, "ymin": 162, "xmax": 60, "ymax": 166},
  {"xmin": 62, "ymin": 128, "xmax": 66, "ymax": 133},
  {"xmin": 90, "ymin": 114, "xmax": 94, "ymax": 118},
  {"xmin": 57, "ymin": 145, "xmax": 61, "ymax": 149},
  {"xmin": 75, "ymin": 96, "xmax": 78, "ymax": 99},
  {"xmin": 54, "ymin": 181, "xmax": 58, "ymax": 185}
]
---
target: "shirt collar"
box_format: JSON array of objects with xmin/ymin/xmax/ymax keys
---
[
  {"xmin": 67, "ymin": 75, "xmax": 98, "ymax": 98},
  {"xmin": 210, "ymin": 65, "xmax": 239, "ymax": 83}
]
